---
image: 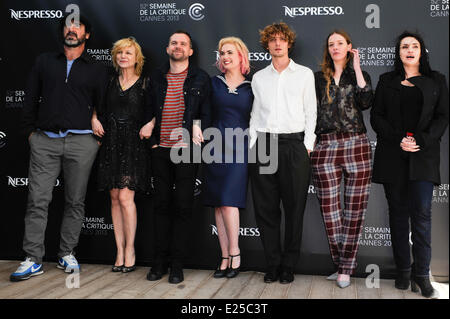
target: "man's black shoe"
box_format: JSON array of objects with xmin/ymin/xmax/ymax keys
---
[
  {"xmin": 146, "ymin": 266, "xmax": 168, "ymax": 281},
  {"xmin": 279, "ymin": 267, "xmax": 294, "ymax": 284},
  {"xmin": 169, "ymin": 267, "xmax": 184, "ymax": 284},
  {"xmin": 263, "ymin": 267, "xmax": 279, "ymax": 283}
]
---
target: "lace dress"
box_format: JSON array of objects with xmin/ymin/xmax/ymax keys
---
[{"xmin": 97, "ymin": 75, "xmax": 151, "ymax": 193}]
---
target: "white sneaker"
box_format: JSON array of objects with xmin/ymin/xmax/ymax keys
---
[
  {"xmin": 57, "ymin": 253, "xmax": 80, "ymax": 273},
  {"xmin": 10, "ymin": 257, "xmax": 44, "ymax": 281}
]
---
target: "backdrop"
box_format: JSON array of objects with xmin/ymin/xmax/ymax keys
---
[{"xmin": 1, "ymin": 0, "xmax": 448, "ymax": 280}]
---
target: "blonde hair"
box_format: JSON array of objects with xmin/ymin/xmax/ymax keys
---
[
  {"xmin": 216, "ymin": 36, "xmax": 250, "ymax": 75},
  {"xmin": 111, "ymin": 37, "xmax": 145, "ymax": 76}
]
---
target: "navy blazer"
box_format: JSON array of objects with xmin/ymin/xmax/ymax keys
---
[{"xmin": 370, "ymin": 71, "xmax": 449, "ymax": 184}]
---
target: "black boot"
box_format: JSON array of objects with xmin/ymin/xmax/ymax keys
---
[
  {"xmin": 394, "ymin": 271, "xmax": 411, "ymax": 290},
  {"xmin": 411, "ymin": 276, "xmax": 439, "ymax": 299}
]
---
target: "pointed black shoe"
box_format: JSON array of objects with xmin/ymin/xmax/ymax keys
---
[
  {"xmin": 122, "ymin": 265, "xmax": 136, "ymax": 273},
  {"xmin": 394, "ymin": 271, "xmax": 410, "ymax": 290},
  {"xmin": 226, "ymin": 254, "xmax": 240, "ymax": 279},
  {"xmin": 411, "ymin": 276, "xmax": 439, "ymax": 299},
  {"xmin": 112, "ymin": 264, "xmax": 124, "ymax": 272},
  {"xmin": 213, "ymin": 257, "xmax": 229, "ymax": 278}
]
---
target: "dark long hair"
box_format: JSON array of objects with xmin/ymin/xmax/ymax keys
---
[{"xmin": 394, "ymin": 31, "xmax": 433, "ymax": 77}]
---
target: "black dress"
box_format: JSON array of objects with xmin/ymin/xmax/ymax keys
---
[{"xmin": 97, "ymin": 75, "xmax": 151, "ymax": 193}]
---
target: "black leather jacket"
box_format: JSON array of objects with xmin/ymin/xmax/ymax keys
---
[{"xmin": 148, "ymin": 62, "xmax": 212, "ymax": 147}]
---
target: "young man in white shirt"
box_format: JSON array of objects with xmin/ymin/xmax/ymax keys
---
[{"xmin": 249, "ymin": 22, "xmax": 316, "ymax": 284}]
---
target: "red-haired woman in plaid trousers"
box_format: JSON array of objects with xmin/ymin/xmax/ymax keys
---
[{"xmin": 311, "ymin": 30, "xmax": 373, "ymax": 288}]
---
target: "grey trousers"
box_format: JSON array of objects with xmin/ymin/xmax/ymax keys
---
[{"xmin": 23, "ymin": 131, "xmax": 99, "ymax": 263}]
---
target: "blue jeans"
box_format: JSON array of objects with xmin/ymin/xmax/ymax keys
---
[{"xmin": 383, "ymin": 180, "xmax": 434, "ymax": 277}]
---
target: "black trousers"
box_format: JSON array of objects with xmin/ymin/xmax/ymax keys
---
[
  {"xmin": 151, "ymin": 147, "xmax": 197, "ymax": 268},
  {"xmin": 383, "ymin": 179, "xmax": 434, "ymax": 277},
  {"xmin": 249, "ymin": 133, "xmax": 311, "ymax": 269}
]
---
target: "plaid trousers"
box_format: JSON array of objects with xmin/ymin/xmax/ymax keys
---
[{"xmin": 311, "ymin": 132, "xmax": 372, "ymax": 275}]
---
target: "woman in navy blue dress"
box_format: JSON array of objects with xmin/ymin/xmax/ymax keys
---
[{"xmin": 203, "ymin": 37, "xmax": 253, "ymax": 279}]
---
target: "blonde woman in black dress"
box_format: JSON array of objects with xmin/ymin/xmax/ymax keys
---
[{"xmin": 92, "ymin": 37, "xmax": 154, "ymax": 273}]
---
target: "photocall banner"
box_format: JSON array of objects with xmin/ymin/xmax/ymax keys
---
[{"xmin": 1, "ymin": 0, "xmax": 448, "ymax": 280}]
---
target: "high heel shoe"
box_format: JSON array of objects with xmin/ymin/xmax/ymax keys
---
[
  {"xmin": 411, "ymin": 276, "xmax": 439, "ymax": 298},
  {"xmin": 122, "ymin": 264, "xmax": 136, "ymax": 273},
  {"xmin": 395, "ymin": 271, "xmax": 410, "ymax": 290},
  {"xmin": 123, "ymin": 252, "xmax": 136, "ymax": 273},
  {"xmin": 112, "ymin": 264, "xmax": 124, "ymax": 272},
  {"xmin": 213, "ymin": 257, "xmax": 229, "ymax": 278},
  {"xmin": 226, "ymin": 254, "xmax": 240, "ymax": 278}
]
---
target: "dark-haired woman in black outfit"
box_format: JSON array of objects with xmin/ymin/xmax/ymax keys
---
[{"xmin": 371, "ymin": 31, "xmax": 449, "ymax": 298}]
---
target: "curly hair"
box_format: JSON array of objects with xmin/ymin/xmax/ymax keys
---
[
  {"xmin": 111, "ymin": 37, "xmax": 145, "ymax": 76},
  {"xmin": 259, "ymin": 22, "xmax": 296, "ymax": 52}
]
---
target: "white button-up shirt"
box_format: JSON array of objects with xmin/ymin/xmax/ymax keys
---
[{"xmin": 249, "ymin": 59, "xmax": 317, "ymax": 150}]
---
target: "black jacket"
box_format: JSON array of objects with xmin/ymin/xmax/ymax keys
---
[
  {"xmin": 370, "ymin": 71, "xmax": 449, "ymax": 184},
  {"xmin": 148, "ymin": 62, "xmax": 212, "ymax": 146},
  {"xmin": 21, "ymin": 50, "xmax": 107, "ymax": 137}
]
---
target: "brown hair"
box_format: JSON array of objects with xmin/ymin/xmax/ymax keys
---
[
  {"xmin": 321, "ymin": 30, "xmax": 352, "ymax": 103},
  {"xmin": 259, "ymin": 22, "xmax": 296, "ymax": 52}
]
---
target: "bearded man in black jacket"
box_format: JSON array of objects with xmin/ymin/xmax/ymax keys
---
[{"xmin": 10, "ymin": 13, "xmax": 107, "ymax": 282}]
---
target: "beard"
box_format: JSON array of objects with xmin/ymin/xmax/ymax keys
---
[
  {"xmin": 168, "ymin": 50, "xmax": 189, "ymax": 62},
  {"xmin": 64, "ymin": 32, "xmax": 87, "ymax": 48}
]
